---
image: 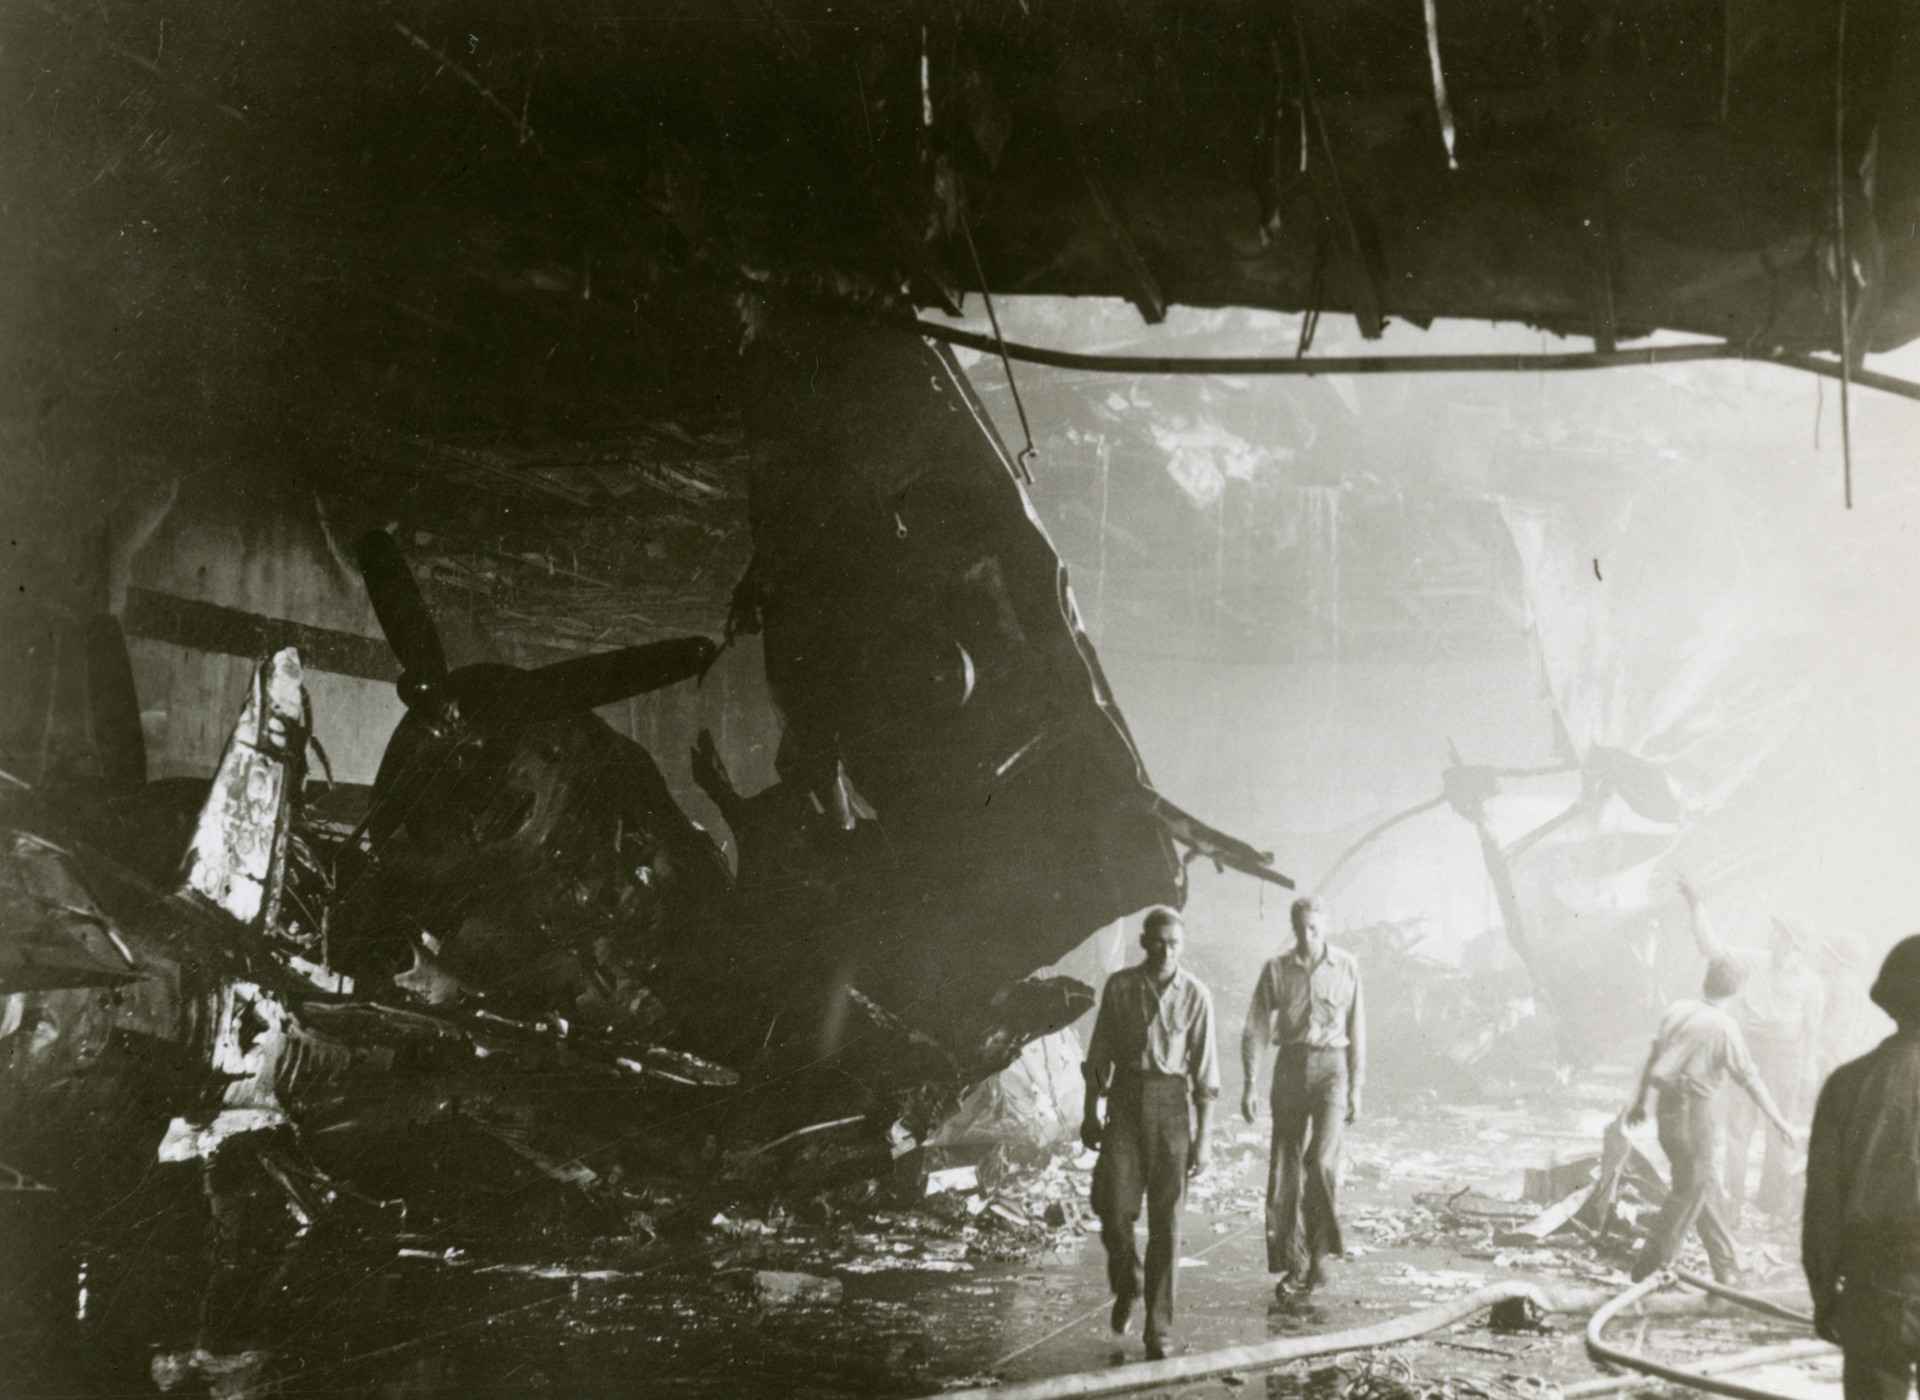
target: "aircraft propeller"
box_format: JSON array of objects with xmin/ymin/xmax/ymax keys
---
[
  {"xmin": 355, "ymin": 529, "xmax": 450, "ymax": 712},
  {"xmin": 82, "ymin": 615, "xmax": 148, "ymax": 789},
  {"xmin": 354, "ymin": 530, "xmax": 719, "ymax": 720}
]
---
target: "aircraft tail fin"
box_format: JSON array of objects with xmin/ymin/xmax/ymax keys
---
[{"xmin": 180, "ymin": 649, "xmax": 309, "ymax": 932}]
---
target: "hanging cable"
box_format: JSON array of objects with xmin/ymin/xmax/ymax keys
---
[
  {"xmin": 1422, "ymin": 0, "xmax": 1460, "ymax": 170},
  {"xmin": 1834, "ymin": 0, "xmax": 1854, "ymax": 508},
  {"xmin": 1296, "ymin": 236, "xmax": 1327, "ymax": 357},
  {"xmin": 898, "ymin": 316, "xmax": 1920, "ymax": 408},
  {"xmin": 957, "ymin": 207, "xmax": 1039, "ymax": 482}
]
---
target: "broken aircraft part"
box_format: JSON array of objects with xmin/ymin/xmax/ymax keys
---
[
  {"xmin": 726, "ymin": 316, "xmax": 1288, "ymax": 1068},
  {"xmin": 1, "ymin": 321, "xmax": 1287, "ymax": 1217}
]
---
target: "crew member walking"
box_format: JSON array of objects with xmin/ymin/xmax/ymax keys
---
[
  {"xmin": 1625, "ymin": 955, "xmax": 1798, "ymax": 1283},
  {"xmin": 1680, "ymin": 876, "xmax": 1824, "ymax": 1218},
  {"xmin": 1242, "ymin": 896, "xmax": 1365, "ymax": 1297},
  {"xmin": 1081, "ymin": 907, "xmax": 1220, "ymax": 1361}
]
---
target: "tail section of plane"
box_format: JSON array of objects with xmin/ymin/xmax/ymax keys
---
[{"xmin": 181, "ymin": 648, "xmax": 308, "ymax": 931}]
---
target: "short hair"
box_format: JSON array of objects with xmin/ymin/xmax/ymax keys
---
[
  {"xmin": 1290, "ymin": 897, "xmax": 1322, "ymax": 931},
  {"xmin": 1703, "ymin": 957, "xmax": 1746, "ymax": 1000},
  {"xmin": 1142, "ymin": 906, "xmax": 1183, "ymax": 935},
  {"xmin": 1871, "ymin": 934, "xmax": 1920, "ymax": 1025}
]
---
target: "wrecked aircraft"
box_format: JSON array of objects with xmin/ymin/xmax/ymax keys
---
[{"xmin": 0, "ymin": 319, "xmax": 1288, "ymax": 1220}]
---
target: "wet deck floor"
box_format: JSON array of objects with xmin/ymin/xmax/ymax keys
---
[{"xmin": 2, "ymin": 1071, "xmax": 1841, "ymax": 1399}]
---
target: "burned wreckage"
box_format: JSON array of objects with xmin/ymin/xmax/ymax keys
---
[{"xmin": 0, "ymin": 323, "xmax": 1286, "ymax": 1218}]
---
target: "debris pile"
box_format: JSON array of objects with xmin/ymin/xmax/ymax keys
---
[
  {"xmin": 1302, "ymin": 1354, "xmax": 1555, "ymax": 1400},
  {"xmin": 1344, "ymin": 923, "xmax": 1554, "ymax": 1098},
  {"xmin": 731, "ymin": 1121, "xmax": 1280, "ymax": 1282}
]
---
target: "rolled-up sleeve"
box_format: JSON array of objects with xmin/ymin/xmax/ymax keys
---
[
  {"xmin": 1346, "ymin": 964, "xmax": 1367, "ymax": 1092},
  {"xmin": 1241, "ymin": 965, "xmax": 1274, "ymax": 1078},
  {"xmin": 1724, "ymin": 1023, "xmax": 1764, "ymax": 1099},
  {"xmin": 1083, "ymin": 975, "xmax": 1120, "ymax": 1094},
  {"xmin": 1189, "ymin": 986, "xmax": 1221, "ymax": 1102},
  {"xmin": 1802, "ymin": 1069, "xmax": 1852, "ymax": 1313}
]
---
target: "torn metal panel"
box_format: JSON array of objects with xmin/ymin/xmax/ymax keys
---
[
  {"xmin": 183, "ymin": 649, "xmax": 307, "ymax": 931},
  {"xmin": 2, "ymin": 316, "xmax": 1293, "ymax": 1219},
  {"xmin": 733, "ymin": 314, "xmax": 1259, "ymax": 1053},
  {"xmin": 1148, "ymin": 795, "xmax": 1295, "ymax": 890},
  {"xmin": 0, "ymin": 831, "xmax": 142, "ymax": 992}
]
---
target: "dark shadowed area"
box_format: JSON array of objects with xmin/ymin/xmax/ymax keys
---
[{"xmin": 3, "ymin": 2, "xmax": 1917, "ymax": 1397}]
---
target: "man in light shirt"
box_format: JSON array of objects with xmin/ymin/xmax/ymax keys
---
[
  {"xmin": 1680, "ymin": 876, "xmax": 1824, "ymax": 1218},
  {"xmin": 1081, "ymin": 907, "xmax": 1220, "ymax": 1361},
  {"xmin": 1625, "ymin": 955, "xmax": 1798, "ymax": 1282},
  {"xmin": 1242, "ymin": 896, "xmax": 1365, "ymax": 1297}
]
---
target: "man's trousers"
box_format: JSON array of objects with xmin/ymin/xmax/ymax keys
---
[
  {"xmin": 1091, "ymin": 1073, "xmax": 1190, "ymax": 1350},
  {"xmin": 1266, "ymin": 1045, "xmax": 1347, "ymax": 1277},
  {"xmin": 1631, "ymin": 1085, "xmax": 1740, "ymax": 1282},
  {"xmin": 1829, "ymin": 1233, "xmax": 1920, "ymax": 1400},
  {"xmin": 1723, "ymin": 1031, "xmax": 1804, "ymax": 1218}
]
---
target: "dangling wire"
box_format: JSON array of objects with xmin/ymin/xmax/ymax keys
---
[
  {"xmin": 958, "ymin": 207, "xmax": 1039, "ymax": 482},
  {"xmin": 1297, "ymin": 236, "xmax": 1328, "ymax": 358},
  {"xmin": 1422, "ymin": 0, "xmax": 1459, "ymax": 170},
  {"xmin": 1835, "ymin": 0, "xmax": 1854, "ymax": 510}
]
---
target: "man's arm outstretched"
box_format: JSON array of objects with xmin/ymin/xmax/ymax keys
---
[
  {"xmin": 1678, "ymin": 876, "xmax": 1733, "ymax": 965},
  {"xmin": 1191, "ymin": 988, "xmax": 1221, "ymax": 1174},
  {"xmin": 1625, "ymin": 1033, "xmax": 1662, "ymax": 1127},
  {"xmin": 1802, "ymin": 1072, "xmax": 1850, "ymax": 1343}
]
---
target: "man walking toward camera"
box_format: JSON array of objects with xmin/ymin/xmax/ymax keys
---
[
  {"xmin": 1082, "ymin": 907, "xmax": 1220, "ymax": 1361},
  {"xmin": 1243, "ymin": 896, "xmax": 1365, "ymax": 1298}
]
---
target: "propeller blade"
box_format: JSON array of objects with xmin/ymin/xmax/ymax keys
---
[
  {"xmin": 355, "ymin": 531, "xmax": 448, "ymax": 685},
  {"xmin": 525, "ymin": 637, "xmax": 719, "ymax": 712},
  {"xmin": 84, "ymin": 615, "xmax": 148, "ymax": 788},
  {"xmin": 1588, "ymin": 745, "xmax": 1682, "ymax": 825}
]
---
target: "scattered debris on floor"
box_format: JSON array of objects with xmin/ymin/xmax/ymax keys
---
[{"xmin": 731, "ymin": 1270, "xmax": 847, "ymax": 1307}]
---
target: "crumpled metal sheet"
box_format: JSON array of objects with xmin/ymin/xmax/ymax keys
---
[
  {"xmin": 737, "ymin": 316, "xmax": 1185, "ymax": 1053},
  {"xmin": 183, "ymin": 649, "xmax": 306, "ymax": 930},
  {"xmin": 0, "ymin": 831, "xmax": 140, "ymax": 992}
]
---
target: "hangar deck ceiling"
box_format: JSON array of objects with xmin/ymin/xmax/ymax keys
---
[{"xmin": 5, "ymin": 0, "xmax": 1917, "ymax": 657}]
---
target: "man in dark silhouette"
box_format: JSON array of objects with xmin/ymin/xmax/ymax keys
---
[{"xmin": 1805, "ymin": 934, "xmax": 1920, "ymax": 1399}]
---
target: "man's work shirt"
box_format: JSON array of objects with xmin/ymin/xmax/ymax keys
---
[
  {"xmin": 1737, "ymin": 956, "xmax": 1826, "ymax": 1044},
  {"xmin": 1804, "ymin": 1030, "xmax": 1920, "ymax": 1303},
  {"xmin": 1241, "ymin": 945, "xmax": 1366, "ymax": 1089},
  {"xmin": 1085, "ymin": 965, "xmax": 1221, "ymax": 1102},
  {"xmin": 1645, "ymin": 998, "xmax": 1763, "ymax": 1098}
]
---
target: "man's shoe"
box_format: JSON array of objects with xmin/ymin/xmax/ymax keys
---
[
  {"xmin": 1301, "ymin": 1262, "xmax": 1329, "ymax": 1293},
  {"xmin": 1145, "ymin": 1339, "xmax": 1170, "ymax": 1362},
  {"xmin": 1109, "ymin": 1291, "xmax": 1135, "ymax": 1335}
]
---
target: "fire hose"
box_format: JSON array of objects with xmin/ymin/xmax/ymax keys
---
[
  {"xmin": 935, "ymin": 1281, "xmax": 1555, "ymax": 1400},
  {"xmin": 1584, "ymin": 1270, "xmax": 1838, "ymax": 1400},
  {"xmin": 1668, "ymin": 1268, "xmax": 1816, "ymax": 1328},
  {"xmin": 933, "ymin": 1267, "xmax": 1833, "ymax": 1400}
]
